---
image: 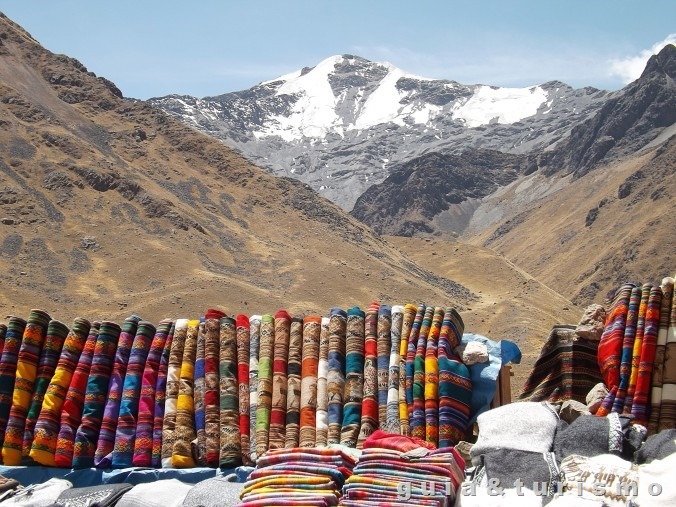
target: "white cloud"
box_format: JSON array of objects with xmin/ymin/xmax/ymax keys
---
[{"xmin": 609, "ymin": 35, "xmax": 676, "ymax": 84}]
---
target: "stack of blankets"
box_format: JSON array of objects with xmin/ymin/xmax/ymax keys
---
[
  {"xmin": 0, "ymin": 302, "xmax": 513, "ymax": 468},
  {"xmin": 235, "ymin": 446, "xmax": 358, "ymax": 506}
]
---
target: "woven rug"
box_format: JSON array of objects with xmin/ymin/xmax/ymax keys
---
[
  {"xmin": 299, "ymin": 316, "xmax": 320, "ymax": 448},
  {"xmin": 94, "ymin": 315, "xmax": 141, "ymax": 467},
  {"xmin": 248, "ymin": 315, "xmax": 261, "ymax": 464},
  {"xmin": 22, "ymin": 318, "xmax": 69, "ymax": 461},
  {"xmin": 624, "ymin": 283, "xmax": 653, "ymax": 415},
  {"xmin": 269, "ymin": 311, "xmax": 290, "ymax": 451},
  {"xmin": 425, "ymin": 307, "xmax": 443, "ymax": 447},
  {"xmin": 236, "ymin": 314, "xmax": 251, "ymax": 464},
  {"xmin": 315, "ymin": 317, "xmax": 330, "ymax": 447},
  {"xmin": 172, "ymin": 319, "xmax": 199, "ymax": 467},
  {"xmin": 398, "ymin": 305, "xmax": 416, "ymax": 436},
  {"xmin": 285, "ymin": 317, "xmax": 302, "ymax": 449},
  {"xmin": 660, "ymin": 276, "xmax": 676, "ymax": 431},
  {"xmin": 405, "ymin": 305, "xmax": 425, "ymax": 428},
  {"xmin": 112, "ymin": 320, "xmax": 156, "ymax": 467},
  {"xmin": 255, "ymin": 314, "xmax": 274, "ymax": 457},
  {"xmin": 54, "ymin": 322, "xmax": 99, "ymax": 467},
  {"xmin": 72, "ymin": 320, "xmax": 121, "ymax": 468},
  {"xmin": 2, "ymin": 309, "xmax": 51, "ymax": 465},
  {"xmin": 219, "ymin": 316, "xmax": 240, "ymax": 467},
  {"xmin": 384, "ymin": 306, "xmax": 402, "ymax": 435},
  {"xmin": 161, "ymin": 318, "xmax": 188, "ymax": 467},
  {"xmin": 341, "ymin": 307, "xmax": 365, "ymax": 448},
  {"xmin": 132, "ymin": 318, "xmax": 172, "ymax": 467},
  {"xmin": 376, "ymin": 305, "xmax": 391, "ymax": 429},
  {"xmin": 152, "ymin": 321, "xmax": 174, "ymax": 467},
  {"xmin": 357, "ymin": 303, "xmax": 379, "ymax": 448},
  {"xmin": 650, "ymin": 277, "xmax": 673, "ymax": 434},
  {"xmin": 411, "ymin": 306, "xmax": 433, "ymax": 441},
  {"xmin": 204, "ymin": 309, "xmax": 225, "ymax": 467},
  {"xmin": 30, "ymin": 317, "xmax": 90, "ymax": 466},
  {"xmin": 611, "ymin": 286, "xmax": 641, "ymax": 413},
  {"xmin": 193, "ymin": 319, "xmax": 206, "ymax": 466},
  {"xmin": 327, "ymin": 308, "xmax": 346, "ymax": 446}
]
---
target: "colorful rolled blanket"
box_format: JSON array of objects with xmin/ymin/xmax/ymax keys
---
[
  {"xmin": 376, "ymin": 305, "xmax": 391, "ymax": 428},
  {"xmin": 55, "ymin": 322, "xmax": 99, "ymax": 467},
  {"xmin": 424, "ymin": 307, "xmax": 443, "ymax": 447},
  {"xmin": 327, "ymin": 308, "xmax": 346, "ymax": 445},
  {"xmin": 611, "ymin": 286, "xmax": 641, "ymax": 413},
  {"xmin": 315, "ymin": 316, "xmax": 330, "ymax": 447},
  {"xmin": 385, "ymin": 305, "xmax": 402, "ymax": 435},
  {"xmin": 411, "ymin": 305, "xmax": 433, "ymax": 441},
  {"xmin": 248, "ymin": 315, "xmax": 261, "ymax": 463},
  {"xmin": 161, "ymin": 318, "xmax": 188, "ymax": 467},
  {"xmin": 659, "ymin": 276, "xmax": 676, "ymax": 431},
  {"xmin": 405, "ymin": 305, "xmax": 425, "ymax": 425},
  {"xmin": 285, "ymin": 317, "xmax": 303, "ymax": 449},
  {"xmin": 2, "ymin": 309, "xmax": 51, "ymax": 465},
  {"xmin": 398, "ymin": 304, "xmax": 416, "ymax": 436},
  {"xmin": 650, "ymin": 278, "xmax": 673, "ymax": 434},
  {"xmin": 624, "ymin": 283, "xmax": 653, "ymax": 415},
  {"xmin": 193, "ymin": 319, "xmax": 206, "ymax": 466},
  {"xmin": 0, "ymin": 324, "xmax": 6, "ymax": 357},
  {"xmin": 255, "ymin": 314, "xmax": 274, "ymax": 457},
  {"xmin": 204, "ymin": 309, "xmax": 225, "ymax": 467},
  {"xmin": 30, "ymin": 317, "xmax": 90, "ymax": 466},
  {"xmin": 236, "ymin": 314, "xmax": 251, "ymax": 464},
  {"xmin": 358, "ymin": 303, "xmax": 380, "ymax": 448},
  {"xmin": 269, "ymin": 310, "xmax": 290, "ymax": 450},
  {"xmin": 300, "ymin": 316, "xmax": 321, "ymax": 448},
  {"xmin": 112, "ymin": 320, "xmax": 156, "ymax": 467},
  {"xmin": 219, "ymin": 316, "xmax": 240, "ymax": 467},
  {"xmin": 341, "ymin": 306, "xmax": 365, "ymax": 448},
  {"xmin": 152, "ymin": 321, "xmax": 174, "ymax": 467},
  {"xmin": 172, "ymin": 319, "xmax": 199, "ymax": 467}
]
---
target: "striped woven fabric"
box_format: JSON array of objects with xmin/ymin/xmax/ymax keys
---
[
  {"xmin": 152, "ymin": 321, "xmax": 174, "ymax": 467},
  {"xmin": 650, "ymin": 278, "xmax": 673, "ymax": 434},
  {"xmin": 22, "ymin": 319, "xmax": 69, "ymax": 461},
  {"xmin": 660, "ymin": 276, "xmax": 676, "ymax": 431},
  {"xmin": 438, "ymin": 308, "xmax": 471, "ymax": 447},
  {"xmin": 255, "ymin": 314, "xmax": 274, "ymax": 457},
  {"xmin": 112, "ymin": 320, "xmax": 156, "ymax": 467},
  {"xmin": 30, "ymin": 318, "xmax": 90, "ymax": 466},
  {"xmin": 341, "ymin": 306, "xmax": 365, "ymax": 448},
  {"xmin": 315, "ymin": 317, "xmax": 330, "ymax": 447},
  {"xmin": 72, "ymin": 320, "xmax": 121, "ymax": 468},
  {"xmin": 398, "ymin": 305, "xmax": 416, "ymax": 436},
  {"xmin": 172, "ymin": 319, "xmax": 199, "ymax": 467},
  {"xmin": 327, "ymin": 308, "xmax": 346, "ymax": 445},
  {"xmin": 161, "ymin": 318, "xmax": 188, "ymax": 467},
  {"xmin": 611, "ymin": 286, "xmax": 641, "ymax": 413},
  {"xmin": 219, "ymin": 316, "xmax": 240, "ymax": 467},
  {"xmin": 425, "ymin": 307, "xmax": 443, "ymax": 447},
  {"xmin": 411, "ymin": 306, "xmax": 433, "ymax": 440},
  {"xmin": 248, "ymin": 315, "xmax": 261, "ymax": 463},
  {"xmin": 632, "ymin": 285, "xmax": 663, "ymax": 425},
  {"xmin": 2, "ymin": 309, "xmax": 51, "ymax": 466},
  {"xmin": 269, "ymin": 310, "xmax": 290, "ymax": 450},
  {"xmin": 358, "ymin": 303, "xmax": 380, "ymax": 448},
  {"xmin": 385, "ymin": 306, "xmax": 402, "ymax": 435},
  {"xmin": 0, "ymin": 317, "xmax": 28, "ymax": 447},
  {"xmin": 204, "ymin": 309, "xmax": 225, "ymax": 467},
  {"xmin": 132, "ymin": 318, "xmax": 172, "ymax": 467},
  {"xmin": 376, "ymin": 305, "xmax": 391, "ymax": 428},
  {"xmin": 0, "ymin": 324, "xmax": 5, "ymax": 357},
  {"xmin": 285, "ymin": 317, "xmax": 303, "ymax": 449},
  {"xmin": 236, "ymin": 314, "xmax": 251, "ymax": 464},
  {"xmin": 405, "ymin": 305, "xmax": 425, "ymax": 425},
  {"xmin": 54, "ymin": 322, "xmax": 99, "ymax": 467},
  {"xmin": 299, "ymin": 316, "xmax": 321, "ymax": 448},
  {"xmin": 193, "ymin": 318, "xmax": 206, "ymax": 466},
  {"xmin": 596, "ymin": 283, "xmax": 634, "ymax": 416},
  {"xmin": 623, "ymin": 283, "xmax": 653, "ymax": 415},
  {"xmin": 94, "ymin": 315, "xmax": 141, "ymax": 467}
]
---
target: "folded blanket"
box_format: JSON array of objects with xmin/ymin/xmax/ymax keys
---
[
  {"xmin": 115, "ymin": 478, "xmax": 191, "ymax": 507},
  {"xmin": 53, "ymin": 482, "xmax": 133, "ymax": 507},
  {"xmin": 0, "ymin": 477, "xmax": 72, "ymax": 506}
]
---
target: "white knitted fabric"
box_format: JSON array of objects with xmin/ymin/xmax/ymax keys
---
[
  {"xmin": 2, "ymin": 478, "xmax": 72, "ymax": 507},
  {"xmin": 636, "ymin": 452, "xmax": 676, "ymax": 506},
  {"xmin": 116, "ymin": 479, "xmax": 191, "ymax": 507}
]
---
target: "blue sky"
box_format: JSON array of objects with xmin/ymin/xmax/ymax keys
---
[{"xmin": 1, "ymin": 0, "xmax": 674, "ymax": 99}]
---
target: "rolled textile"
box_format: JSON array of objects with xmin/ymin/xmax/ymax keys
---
[
  {"xmin": 358, "ymin": 302, "xmax": 380, "ymax": 448},
  {"xmin": 300, "ymin": 316, "xmax": 321, "ymax": 448},
  {"xmin": 0, "ymin": 316, "xmax": 27, "ymax": 450},
  {"xmin": 425, "ymin": 307, "xmax": 443, "ymax": 447},
  {"xmin": 171, "ymin": 319, "xmax": 199, "ymax": 467},
  {"xmin": 2, "ymin": 308, "xmax": 51, "ymax": 465},
  {"xmin": 623, "ymin": 283, "xmax": 653, "ymax": 415},
  {"xmin": 385, "ymin": 306, "xmax": 402, "ymax": 435},
  {"xmin": 438, "ymin": 308, "xmax": 471, "ymax": 447},
  {"xmin": 112, "ymin": 320, "xmax": 156, "ymax": 467},
  {"xmin": 596, "ymin": 283, "xmax": 635, "ymax": 416},
  {"xmin": 94, "ymin": 315, "xmax": 142, "ymax": 467},
  {"xmin": 314, "ymin": 317, "xmax": 330, "ymax": 448},
  {"xmin": 161, "ymin": 318, "xmax": 188, "ymax": 467},
  {"xmin": 285, "ymin": 317, "xmax": 303, "ymax": 449},
  {"xmin": 54, "ymin": 322, "xmax": 99, "ymax": 467},
  {"xmin": 72, "ymin": 320, "xmax": 121, "ymax": 468},
  {"xmin": 236, "ymin": 314, "xmax": 251, "ymax": 464},
  {"xmin": 341, "ymin": 306, "xmax": 365, "ymax": 448},
  {"xmin": 406, "ymin": 305, "xmax": 425, "ymax": 425},
  {"xmin": 376, "ymin": 305, "xmax": 391, "ymax": 429},
  {"xmin": 658, "ymin": 275, "xmax": 676, "ymax": 431},
  {"xmin": 152, "ymin": 321, "xmax": 174, "ymax": 467},
  {"xmin": 610, "ymin": 286, "xmax": 641, "ymax": 414},
  {"xmin": 22, "ymin": 319, "xmax": 69, "ymax": 461},
  {"xmin": 398, "ymin": 305, "xmax": 416, "ymax": 436},
  {"xmin": 30, "ymin": 317, "xmax": 90, "ymax": 466},
  {"xmin": 650, "ymin": 278, "xmax": 673, "ymax": 434},
  {"xmin": 193, "ymin": 319, "xmax": 206, "ymax": 466},
  {"xmin": 0, "ymin": 324, "xmax": 6, "ymax": 357},
  {"xmin": 219, "ymin": 316, "xmax": 240, "ymax": 467},
  {"xmin": 631, "ymin": 286, "xmax": 663, "ymax": 426},
  {"xmin": 204, "ymin": 309, "xmax": 225, "ymax": 467},
  {"xmin": 255, "ymin": 314, "xmax": 274, "ymax": 457},
  {"xmin": 248, "ymin": 315, "xmax": 261, "ymax": 463},
  {"xmin": 411, "ymin": 306, "xmax": 433, "ymax": 441},
  {"xmin": 327, "ymin": 308, "xmax": 346, "ymax": 445},
  {"xmin": 269, "ymin": 310, "xmax": 290, "ymax": 450},
  {"xmin": 133, "ymin": 318, "xmax": 172, "ymax": 467}
]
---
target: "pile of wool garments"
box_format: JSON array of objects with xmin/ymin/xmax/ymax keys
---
[{"xmin": 0, "ymin": 302, "xmax": 519, "ymax": 469}]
